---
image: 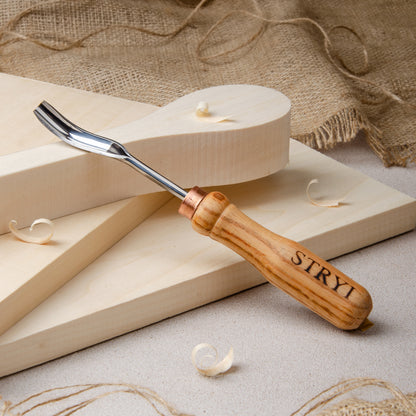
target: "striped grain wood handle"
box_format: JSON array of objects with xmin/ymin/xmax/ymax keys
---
[{"xmin": 179, "ymin": 188, "xmax": 372, "ymax": 330}]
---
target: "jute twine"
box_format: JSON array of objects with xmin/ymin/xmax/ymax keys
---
[
  {"xmin": 0, "ymin": 382, "xmax": 192, "ymax": 416},
  {"xmin": 0, "ymin": 0, "xmax": 415, "ymax": 166},
  {"xmin": 0, "ymin": 378, "xmax": 415, "ymax": 416}
]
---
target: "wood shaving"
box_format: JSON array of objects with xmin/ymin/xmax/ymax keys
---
[
  {"xmin": 196, "ymin": 101, "xmax": 210, "ymax": 117},
  {"xmin": 8, "ymin": 218, "xmax": 54, "ymax": 244},
  {"xmin": 195, "ymin": 101, "xmax": 232, "ymax": 123},
  {"xmin": 306, "ymin": 179, "xmax": 345, "ymax": 207},
  {"xmin": 191, "ymin": 343, "xmax": 234, "ymax": 377}
]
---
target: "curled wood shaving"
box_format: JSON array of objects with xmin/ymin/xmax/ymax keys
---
[
  {"xmin": 8, "ymin": 218, "xmax": 54, "ymax": 244},
  {"xmin": 196, "ymin": 101, "xmax": 210, "ymax": 117},
  {"xmin": 306, "ymin": 179, "xmax": 345, "ymax": 207},
  {"xmin": 195, "ymin": 101, "xmax": 232, "ymax": 123},
  {"xmin": 191, "ymin": 343, "xmax": 234, "ymax": 377}
]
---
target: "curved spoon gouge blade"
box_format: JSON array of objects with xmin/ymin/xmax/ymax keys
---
[
  {"xmin": 34, "ymin": 101, "xmax": 187, "ymax": 200},
  {"xmin": 34, "ymin": 101, "xmax": 373, "ymax": 331}
]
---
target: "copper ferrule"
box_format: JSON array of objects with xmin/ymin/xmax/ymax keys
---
[{"xmin": 178, "ymin": 186, "xmax": 208, "ymax": 219}]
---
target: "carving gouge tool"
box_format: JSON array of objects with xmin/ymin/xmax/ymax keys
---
[{"xmin": 34, "ymin": 101, "xmax": 373, "ymax": 331}]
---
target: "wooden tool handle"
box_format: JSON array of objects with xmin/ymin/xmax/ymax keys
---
[{"xmin": 179, "ymin": 188, "xmax": 372, "ymax": 330}]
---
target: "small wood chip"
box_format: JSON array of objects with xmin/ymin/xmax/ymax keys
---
[
  {"xmin": 195, "ymin": 101, "xmax": 232, "ymax": 123},
  {"xmin": 196, "ymin": 101, "xmax": 210, "ymax": 117}
]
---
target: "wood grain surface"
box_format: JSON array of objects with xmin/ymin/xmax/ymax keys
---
[{"xmin": 188, "ymin": 190, "xmax": 372, "ymax": 329}]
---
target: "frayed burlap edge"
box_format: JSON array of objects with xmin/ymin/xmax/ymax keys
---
[
  {"xmin": 294, "ymin": 107, "xmax": 382, "ymax": 152},
  {"xmin": 295, "ymin": 104, "xmax": 416, "ymax": 166},
  {"xmin": 370, "ymin": 141, "xmax": 416, "ymax": 168}
]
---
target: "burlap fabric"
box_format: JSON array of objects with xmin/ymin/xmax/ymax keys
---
[
  {"xmin": 0, "ymin": 0, "xmax": 415, "ymax": 166},
  {"xmin": 314, "ymin": 395, "xmax": 416, "ymax": 416},
  {"xmin": 294, "ymin": 379, "xmax": 416, "ymax": 416}
]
